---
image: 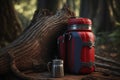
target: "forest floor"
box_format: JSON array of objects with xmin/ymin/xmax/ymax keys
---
[
  {"xmin": 24, "ymin": 44, "xmax": 120, "ymax": 80},
  {"xmin": 25, "ymin": 71, "xmax": 120, "ymax": 80}
]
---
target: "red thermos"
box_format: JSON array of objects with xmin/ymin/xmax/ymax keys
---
[{"xmin": 58, "ymin": 18, "xmax": 95, "ymax": 74}]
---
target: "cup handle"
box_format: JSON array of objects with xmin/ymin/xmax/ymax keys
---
[{"xmin": 47, "ymin": 62, "xmax": 52, "ymax": 73}]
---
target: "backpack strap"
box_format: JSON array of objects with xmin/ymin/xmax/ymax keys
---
[
  {"xmin": 83, "ymin": 40, "xmax": 95, "ymax": 48},
  {"xmin": 81, "ymin": 62, "xmax": 95, "ymax": 68}
]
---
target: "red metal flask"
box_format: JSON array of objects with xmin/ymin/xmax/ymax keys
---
[
  {"xmin": 66, "ymin": 18, "xmax": 95, "ymax": 74},
  {"xmin": 58, "ymin": 18, "xmax": 95, "ymax": 74}
]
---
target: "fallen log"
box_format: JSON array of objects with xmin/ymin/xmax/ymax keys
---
[{"xmin": 0, "ymin": 7, "xmax": 75, "ymax": 76}]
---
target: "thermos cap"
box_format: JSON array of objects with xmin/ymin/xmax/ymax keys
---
[
  {"xmin": 53, "ymin": 59, "xmax": 63, "ymax": 64},
  {"xmin": 68, "ymin": 18, "xmax": 92, "ymax": 25}
]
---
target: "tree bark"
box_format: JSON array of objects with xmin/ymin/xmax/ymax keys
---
[{"xmin": 0, "ymin": 6, "xmax": 74, "ymax": 79}]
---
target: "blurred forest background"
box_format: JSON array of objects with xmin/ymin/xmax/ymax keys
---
[{"xmin": 0, "ymin": 0, "xmax": 120, "ymax": 61}]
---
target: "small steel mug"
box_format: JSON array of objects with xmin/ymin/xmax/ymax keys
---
[{"xmin": 47, "ymin": 59, "xmax": 64, "ymax": 78}]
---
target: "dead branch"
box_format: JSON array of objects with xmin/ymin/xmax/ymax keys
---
[
  {"xmin": 95, "ymin": 62, "xmax": 120, "ymax": 72},
  {"xmin": 95, "ymin": 55, "xmax": 120, "ymax": 66}
]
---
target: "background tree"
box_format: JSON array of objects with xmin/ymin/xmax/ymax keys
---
[
  {"xmin": 0, "ymin": 0, "xmax": 23, "ymax": 48},
  {"xmin": 80, "ymin": 0, "xmax": 116, "ymax": 32},
  {"xmin": 37, "ymin": 0, "xmax": 60, "ymax": 12}
]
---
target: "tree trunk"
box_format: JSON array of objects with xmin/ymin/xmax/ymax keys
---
[
  {"xmin": 80, "ymin": 0, "xmax": 116, "ymax": 33},
  {"xmin": 37, "ymin": 0, "xmax": 60, "ymax": 12},
  {"xmin": 0, "ymin": 7, "xmax": 74, "ymax": 79},
  {"xmin": 66, "ymin": 0, "xmax": 75, "ymax": 11},
  {"xmin": 0, "ymin": 0, "xmax": 23, "ymax": 48},
  {"xmin": 80, "ymin": 0, "xmax": 98, "ymax": 19}
]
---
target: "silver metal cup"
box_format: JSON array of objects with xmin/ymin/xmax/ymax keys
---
[{"xmin": 47, "ymin": 59, "xmax": 64, "ymax": 78}]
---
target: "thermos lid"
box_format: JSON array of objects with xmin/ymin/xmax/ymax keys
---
[
  {"xmin": 53, "ymin": 59, "xmax": 63, "ymax": 64},
  {"xmin": 68, "ymin": 18, "xmax": 92, "ymax": 25}
]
